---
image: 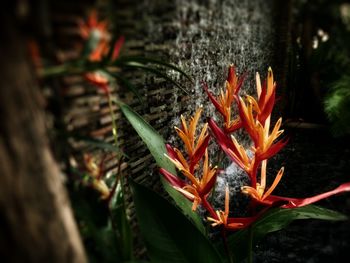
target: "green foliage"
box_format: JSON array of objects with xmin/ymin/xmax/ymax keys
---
[
  {"xmin": 68, "ymin": 133, "xmax": 128, "ymax": 157},
  {"xmin": 40, "ymin": 55, "xmax": 190, "ymax": 96},
  {"xmin": 68, "ymin": 183, "xmax": 121, "ymax": 263},
  {"xmin": 115, "ymin": 100, "xmax": 206, "ymax": 234},
  {"xmin": 130, "ymin": 180, "xmax": 223, "ymax": 263},
  {"xmin": 324, "ymin": 75, "xmax": 350, "ymax": 136},
  {"xmin": 110, "ymin": 182, "xmax": 133, "ymax": 261},
  {"xmin": 223, "ymin": 205, "xmax": 347, "ymax": 262}
]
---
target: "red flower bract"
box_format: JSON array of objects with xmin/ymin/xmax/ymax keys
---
[{"xmin": 160, "ymin": 64, "xmax": 350, "ymax": 233}]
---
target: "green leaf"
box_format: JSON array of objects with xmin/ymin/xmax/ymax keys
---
[
  {"xmin": 110, "ymin": 182, "xmax": 133, "ymax": 261},
  {"xmin": 108, "ymin": 71, "xmax": 144, "ymax": 104},
  {"xmin": 115, "ymin": 100, "xmax": 205, "ymax": 233},
  {"xmin": 68, "ymin": 184, "xmax": 121, "ymax": 263},
  {"xmin": 118, "ymin": 61, "xmax": 188, "ymax": 94},
  {"xmin": 225, "ymin": 205, "xmax": 347, "ymax": 262},
  {"xmin": 130, "ymin": 180, "xmax": 223, "ymax": 263},
  {"xmin": 69, "ymin": 133, "xmax": 128, "ymax": 158},
  {"xmin": 116, "ymin": 100, "xmax": 176, "ymax": 173},
  {"xmin": 115, "ymin": 56, "xmax": 192, "ymax": 82}
]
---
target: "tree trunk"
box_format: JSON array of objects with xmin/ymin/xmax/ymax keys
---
[{"xmin": 0, "ymin": 5, "xmax": 87, "ymax": 263}]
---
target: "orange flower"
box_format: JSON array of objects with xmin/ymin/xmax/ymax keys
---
[
  {"xmin": 164, "ymin": 149, "xmax": 217, "ymax": 211},
  {"xmin": 203, "ymin": 65, "xmax": 245, "ymax": 133},
  {"xmin": 79, "ymin": 10, "xmax": 124, "ymax": 62},
  {"xmin": 256, "ymin": 67, "xmax": 277, "ymax": 125},
  {"xmin": 238, "ymin": 69, "xmax": 287, "ymax": 161},
  {"xmin": 79, "ymin": 10, "xmax": 108, "ymax": 40},
  {"xmin": 241, "ymin": 159, "xmax": 350, "ymax": 209},
  {"xmin": 85, "ymin": 71, "xmax": 110, "ymax": 94},
  {"xmin": 207, "ymin": 186, "xmax": 254, "ymax": 230},
  {"xmin": 208, "ymin": 119, "xmax": 253, "ymax": 173},
  {"xmin": 241, "ymin": 160, "xmax": 284, "ymax": 202},
  {"xmin": 83, "ymin": 154, "xmax": 110, "ymax": 199},
  {"xmin": 171, "ymin": 108, "xmax": 210, "ymax": 173}
]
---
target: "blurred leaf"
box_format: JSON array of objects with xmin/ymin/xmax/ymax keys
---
[
  {"xmin": 223, "ymin": 205, "xmax": 347, "ymax": 262},
  {"xmin": 68, "ymin": 184, "xmax": 121, "ymax": 262},
  {"xmin": 107, "ymin": 71, "xmax": 144, "ymax": 104},
  {"xmin": 69, "ymin": 133, "xmax": 128, "ymax": 158},
  {"xmin": 130, "ymin": 180, "xmax": 223, "ymax": 263},
  {"xmin": 110, "ymin": 182, "xmax": 133, "ymax": 261},
  {"xmin": 39, "ymin": 60, "xmax": 98, "ymax": 78},
  {"xmin": 39, "ymin": 63, "xmax": 76, "ymax": 78},
  {"xmin": 115, "ymin": 100, "xmax": 205, "ymax": 233},
  {"xmin": 116, "ymin": 56, "xmax": 192, "ymax": 82},
  {"xmin": 324, "ymin": 75, "xmax": 350, "ymax": 136},
  {"xmin": 118, "ymin": 61, "xmax": 188, "ymax": 94}
]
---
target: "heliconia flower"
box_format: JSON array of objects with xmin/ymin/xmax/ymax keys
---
[
  {"xmin": 241, "ymin": 160, "xmax": 284, "ymax": 202},
  {"xmin": 238, "ymin": 95, "xmax": 288, "ymax": 161},
  {"xmin": 89, "ymin": 35, "xmax": 125, "ymax": 62},
  {"xmin": 83, "ymin": 154, "xmax": 110, "ymax": 199},
  {"xmin": 240, "ymin": 159, "xmax": 350, "ymax": 209},
  {"xmin": 159, "ymin": 167, "xmax": 186, "ymax": 189},
  {"xmin": 160, "ymin": 149, "xmax": 217, "ymax": 211},
  {"xmin": 79, "ymin": 10, "xmax": 108, "ymax": 40},
  {"xmin": 85, "ymin": 71, "xmax": 110, "ymax": 94},
  {"xmin": 252, "ymin": 181, "xmax": 350, "ymax": 209},
  {"xmin": 255, "ymin": 67, "xmax": 277, "ymax": 125},
  {"xmin": 208, "ymin": 118, "xmax": 253, "ymax": 174},
  {"xmin": 203, "ymin": 65, "xmax": 245, "ymax": 133},
  {"xmin": 207, "ymin": 186, "xmax": 256, "ymax": 230},
  {"xmin": 89, "ymin": 40, "xmax": 109, "ymax": 62},
  {"xmin": 78, "ymin": 10, "xmax": 124, "ymax": 62},
  {"xmin": 173, "ymin": 108, "xmax": 210, "ymax": 173}
]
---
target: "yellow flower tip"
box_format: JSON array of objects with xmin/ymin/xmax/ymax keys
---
[
  {"xmin": 241, "ymin": 186, "xmax": 248, "ymax": 194},
  {"xmin": 268, "ymin": 68, "xmax": 273, "ymax": 77}
]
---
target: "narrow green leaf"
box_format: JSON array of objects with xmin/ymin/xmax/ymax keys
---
[
  {"xmin": 115, "ymin": 100, "xmax": 176, "ymax": 173},
  {"xmin": 115, "ymin": 100, "xmax": 205, "ymax": 233},
  {"xmin": 119, "ymin": 61, "xmax": 188, "ymax": 94},
  {"xmin": 69, "ymin": 134, "xmax": 128, "ymax": 158},
  {"xmin": 115, "ymin": 56, "xmax": 192, "ymax": 82},
  {"xmin": 224, "ymin": 205, "xmax": 347, "ymax": 262},
  {"xmin": 110, "ymin": 183, "xmax": 133, "ymax": 261},
  {"xmin": 109, "ymin": 71, "xmax": 144, "ymax": 104},
  {"xmin": 39, "ymin": 63, "xmax": 79, "ymax": 78},
  {"xmin": 130, "ymin": 180, "xmax": 223, "ymax": 263},
  {"xmin": 39, "ymin": 60, "xmax": 100, "ymax": 78}
]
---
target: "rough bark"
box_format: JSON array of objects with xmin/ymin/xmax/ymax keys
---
[{"xmin": 0, "ymin": 6, "xmax": 87, "ymax": 263}]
